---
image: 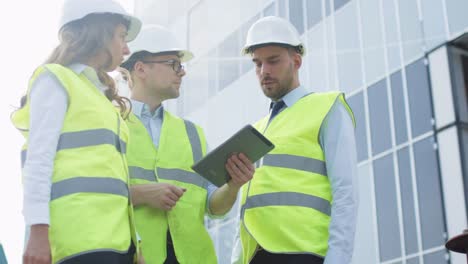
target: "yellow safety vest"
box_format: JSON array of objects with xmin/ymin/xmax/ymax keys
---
[
  {"xmin": 11, "ymin": 64, "xmax": 138, "ymax": 264},
  {"xmin": 240, "ymin": 91, "xmax": 355, "ymax": 263},
  {"xmin": 126, "ymin": 111, "xmax": 217, "ymax": 264}
]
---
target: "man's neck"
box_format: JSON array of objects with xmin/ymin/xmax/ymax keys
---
[{"xmin": 131, "ymin": 92, "xmax": 163, "ymax": 113}]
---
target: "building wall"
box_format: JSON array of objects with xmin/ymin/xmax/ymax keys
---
[{"xmin": 134, "ymin": 0, "xmax": 468, "ymax": 263}]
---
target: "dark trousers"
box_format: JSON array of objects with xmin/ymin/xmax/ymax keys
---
[
  {"xmin": 250, "ymin": 250, "xmax": 324, "ymax": 264},
  {"xmin": 164, "ymin": 232, "xmax": 179, "ymax": 264},
  {"xmin": 61, "ymin": 242, "xmax": 135, "ymax": 264}
]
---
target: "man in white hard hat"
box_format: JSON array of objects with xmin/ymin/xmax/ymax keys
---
[
  {"xmin": 233, "ymin": 16, "xmax": 358, "ymax": 264},
  {"xmin": 120, "ymin": 25, "xmax": 255, "ymax": 264}
]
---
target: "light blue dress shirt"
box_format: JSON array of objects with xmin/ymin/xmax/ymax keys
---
[
  {"xmin": 130, "ymin": 100, "xmax": 218, "ymax": 211},
  {"xmin": 278, "ymin": 86, "xmax": 358, "ymax": 264}
]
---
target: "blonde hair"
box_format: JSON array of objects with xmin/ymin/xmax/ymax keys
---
[{"xmin": 46, "ymin": 13, "xmax": 132, "ymax": 118}]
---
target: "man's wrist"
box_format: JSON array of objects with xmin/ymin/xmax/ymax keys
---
[{"xmin": 226, "ymin": 181, "xmax": 242, "ymax": 192}]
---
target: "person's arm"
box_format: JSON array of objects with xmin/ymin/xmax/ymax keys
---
[
  {"xmin": 23, "ymin": 72, "xmax": 69, "ymax": 264},
  {"xmin": 320, "ymin": 100, "xmax": 359, "ymax": 264},
  {"xmin": 130, "ymin": 183, "xmax": 186, "ymax": 211},
  {"xmin": 129, "ymin": 108, "xmax": 186, "ymax": 211},
  {"xmin": 208, "ymin": 153, "xmax": 254, "ymax": 216}
]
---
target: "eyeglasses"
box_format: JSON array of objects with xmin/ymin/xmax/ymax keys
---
[{"xmin": 141, "ymin": 59, "xmax": 184, "ymax": 73}]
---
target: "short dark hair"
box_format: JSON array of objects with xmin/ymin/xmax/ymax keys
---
[
  {"xmin": 120, "ymin": 50, "xmax": 182, "ymax": 72},
  {"xmin": 120, "ymin": 50, "xmax": 152, "ymax": 72}
]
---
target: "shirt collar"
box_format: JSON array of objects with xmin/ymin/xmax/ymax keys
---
[
  {"xmin": 275, "ymin": 85, "xmax": 310, "ymax": 108},
  {"xmin": 130, "ymin": 99, "xmax": 164, "ymax": 119},
  {"xmin": 68, "ymin": 63, "xmax": 106, "ymax": 91}
]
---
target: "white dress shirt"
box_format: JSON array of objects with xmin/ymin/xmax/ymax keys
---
[{"xmin": 22, "ymin": 64, "xmax": 107, "ymax": 226}]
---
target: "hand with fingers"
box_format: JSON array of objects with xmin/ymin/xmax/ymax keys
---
[
  {"xmin": 136, "ymin": 250, "xmax": 146, "ymax": 264},
  {"xmin": 225, "ymin": 153, "xmax": 256, "ymax": 189},
  {"xmin": 132, "ymin": 183, "xmax": 186, "ymax": 211},
  {"xmin": 23, "ymin": 224, "xmax": 52, "ymax": 264}
]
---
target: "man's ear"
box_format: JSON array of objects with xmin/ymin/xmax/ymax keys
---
[
  {"xmin": 293, "ymin": 53, "xmax": 302, "ymax": 70},
  {"xmin": 134, "ymin": 61, "xmax": 147, "ymax": 79}
]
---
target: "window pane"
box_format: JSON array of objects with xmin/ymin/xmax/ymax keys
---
[
  {"xmin": 407, "ymin": 257, "xmax": 420, "ymax": 264},
  {"xmin": 374, "ymin": 153, "xmax": 402, "ymax": 261},
  {"xmin": 306, "ymin": 23, "xmax": 328, "ymax": 92},
  {"xmin": 306, "ymin": 0, "xmax": 322, "ymax": 29},
  {"xmin": 445, "ymin": 0, "xmax": 468, "ymax": 34},
  {"xmin": 289, "ymin": 0, "xmax": 304, "ymax": 34},
  {"xmin": 406, "ymin": 59, "xmax": 434, "ymax": 138},
  {"xmin": 348, "ymin": 92, "xmax": 368, "ymax": 162},
  {"xmin": 326, "ymin": 20, "xmax": 338, "ymax": 91},
  {"xmin": 184, "ymin": 57, "xmax": 210, "ymax": 113},
  {"xmin": 240, "ymin": 14, "xmax": 260, "ymax": 75},
  {"xmin": 397, "ymin": 0, "xmax": 424, "ymax": 62},
  {"xmin": 462, "ymin": 128, "xmax": 468, "ymax": 207},
  {"xmin": 359, "ymin": 0, "xmax": 386, "ymax": 84},
  {"xmin": 207, "ymin": 49, "xmax": 218, "ymax": 95},
  {"xmin": 219, "ymin": 31, "xmax": 239, "ymax": 56},
  {"xmin": 414, "ymin": 137, "xmax": 446, "ymax": 249},
  {"xmin": 335, "ymin": 1, "xmax": 363, "ymax": 93},
  {"xmin": 458, "ymin": 55, "xmax": 468, "ymax": 123},
  {"xmin": 325, "ymin": 0, "xmax": 331, "ymax": 16},
  {"xmin": 423, "ymin": 250, "xmax": 448, "ymax": 264},
  {"xmin": 278, "ymin": 0, "xmax": 287, "ymax": 18},
  {"xmin": 218, "ymin": 31, "xmax": 240, "ymax": 90},
  {"xmin": 381, "ymin": 0, "xmax": 402, "ymax": 72},
  {"xmin": 219, "ymin": 61, "xmax": 239, "ymax": 90},
  {"xmin": 263, "ymin": 2, "xmax": 275, "ymax": 16},
  {"xmin": 390, "ymin": 70, "xmax": 408, "ymax": 145},
  {"xmin": 420, "ymin": 0, "xmax": 448, "ymax": 50},
  {"xmin": 368, "ymin": 79, "xmax": 392, "ymax": 155},
  {"xmin": 397, "ymin": 147, "xmax": 418, "ymax": 254},
  {"xmin": 352, "ymin": 164, "xmax": 378, "ymax": 263},
  {"xmin": 334, "ymin": 0, "xmax": 349, "ymax": 11}
]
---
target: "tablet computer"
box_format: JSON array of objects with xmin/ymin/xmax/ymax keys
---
[{"xmin": 191, "ymin": 124, "xmax": 274, "ymax": 187}]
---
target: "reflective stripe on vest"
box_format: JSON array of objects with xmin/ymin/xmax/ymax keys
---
[
  {"xmin": 184, "ymin": 120, "xmax": 202, "ymax": 162},
  {"xmin": 129, "ymin": 166, "xmax": 156, "ymax": 182},
  {"xmin": 242, "ymin": 192, "xmax": 331, "ymax": 217},
  {"xmin": 21, "ymin": 129, "xmax": 126, "ymax": 167},
  {"xmin": 263, "ymin": 154, "xmax": 327, "ymax": 176},
  {"xmin": 157, "ymin": 168, "xmax": 208, "ymax": 189},
  {"xmin": 127, "ymin": 119, "xmax": 203, "ymax": 183},
  {"xmin": 51, "ymin": 177, "xmax": 129, "ymax": 200},
  {"xmin": 57, "ymin": 129, "xmax": 127, "ymax": 153}
]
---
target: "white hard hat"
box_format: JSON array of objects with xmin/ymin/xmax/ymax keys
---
[
  {"xmin": 126, "ymin": 24, "xmax": 193, "ymax": 62},
  {"xmin": 59, "ymin": 0, "xmax": 142, "ymax": 42},
  {"xmin": 242, "ymin": 16, "xmax": 305, "ymax": 56}
]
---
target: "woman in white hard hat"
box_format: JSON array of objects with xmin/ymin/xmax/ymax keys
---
[{"xmin": 11, "ymin": 0, "xmax": 142, "ymax": 263}]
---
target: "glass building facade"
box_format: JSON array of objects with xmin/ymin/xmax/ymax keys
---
[{"xmin": 133, "ymin": 0, "xmax": 468, "ymax": 263}]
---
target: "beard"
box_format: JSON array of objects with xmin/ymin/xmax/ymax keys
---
[{"xmin": 260, "ymin": 63, "xmax": 295, "ymax": 101}]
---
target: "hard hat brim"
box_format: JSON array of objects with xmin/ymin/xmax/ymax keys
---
[
  {"xmin": 179, "ymin": 50, "xmax": 194, "ymax": 62},
  {"xmin": 242, "ymin": 42, "xmax": 305, "ymax": 56},
  {"xmin": 124, "ymin": 15, "xmax": 142, "ymax": 42},
  {"xmin": 121, "ymin": 49, "xmax": 194, "ymax": 66}
]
